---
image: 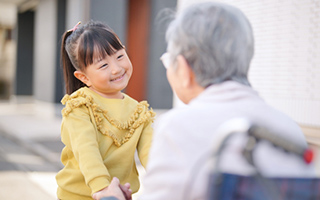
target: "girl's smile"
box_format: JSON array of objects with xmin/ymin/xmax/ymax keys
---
[{"xmin": 111, "ymin": 71, "xmax": 126, "ymax": 82}]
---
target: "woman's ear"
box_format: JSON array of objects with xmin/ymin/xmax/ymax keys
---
[
  {"xmin": 74, "ymin": 71, "xmax": 91, "ymax": 87},
  {"xmin": 176, "ymin": 55, "xmax": 194, "ymax": 88}
]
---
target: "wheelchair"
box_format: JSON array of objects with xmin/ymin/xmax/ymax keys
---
[{"xmin": 207, "ymin": 118, "xmax": 320, "ymax": 200}]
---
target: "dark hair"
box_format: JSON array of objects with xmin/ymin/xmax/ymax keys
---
[{"xmin": 61, "ymin": 20, "xmax": 124, "ymax": 94}]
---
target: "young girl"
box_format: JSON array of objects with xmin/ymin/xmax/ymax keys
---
[{"xmin": 55, "ymin": 21, "xmax": 155, "ymax": 200}]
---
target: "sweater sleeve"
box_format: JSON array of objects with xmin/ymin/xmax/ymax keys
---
[
  {"xmin": 137, "ymin": 121, "xmax": 153, "ymax": 168},
  {"xmin": 61, "ymin": 105, "xmax": 111, "ymax": 194}
]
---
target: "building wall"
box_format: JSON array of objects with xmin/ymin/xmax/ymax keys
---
[
  {"xmin": 65, "ymin": 0, "xmax": 128, "ymax": 42},
  {"xmin": 33, "ymin": 0, "xmax": 57, "ymax": 102},
  {"xmin": 147, "ymin": 0, "xmax": 177, "ymax": 109},
  {"xmin": 89, "ymin": 0, "xmax": 128, "ymax": 45},
  {"xmin": 66, "ymin": 0, "xmax": 90, "ymax": 30},
  {"xmin": 15, "ymin": 11, "xmax": 34, "ymax": 96},
  {"xmin": 54, "ymin": 0, "xmax": 67, "ymax": 103}
]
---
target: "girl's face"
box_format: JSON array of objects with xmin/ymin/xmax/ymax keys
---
[{"xmin": 78, "ymin": 48, "xmax": 133, "ymax": 98}]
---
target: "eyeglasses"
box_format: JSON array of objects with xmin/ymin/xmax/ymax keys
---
[{"xmin": 160, "ymin": 52, "xmax": 171, "ymax": 69}]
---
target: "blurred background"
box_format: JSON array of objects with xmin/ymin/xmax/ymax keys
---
[{"xmin": 0, "ymin": 0, "xmax": 319, "ymax": 199}]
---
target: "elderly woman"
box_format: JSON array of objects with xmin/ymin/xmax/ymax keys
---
[{"xmin": 93, "ymin": 2, "xmax": 315, "ymax": 200}]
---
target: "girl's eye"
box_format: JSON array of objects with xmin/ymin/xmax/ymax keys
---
[
  {"xmin": 117, "ymin": 55, "xmax": 124, "ymax": 59},
  {"xmin": 100, "ymin": 63, "xmax": 108, "ymax": 69}
]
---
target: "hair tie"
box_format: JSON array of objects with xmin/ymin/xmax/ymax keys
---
[{"xmin": 67, "ymin": 21, "xmax": 81, "ymax": 33}]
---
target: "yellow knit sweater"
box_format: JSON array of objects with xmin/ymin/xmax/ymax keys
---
[{"xmin": 56, "ymin": 87, "xmax": 155, "ymax": 200}]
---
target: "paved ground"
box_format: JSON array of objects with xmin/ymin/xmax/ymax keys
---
[{"xmin": 0, "ymin": 100, "xmax": 64, "ymax": 199}]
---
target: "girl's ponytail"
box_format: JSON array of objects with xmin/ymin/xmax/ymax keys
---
[{"xmin": 61, "ymin": 31, "xmax": 86, "ymax": 95}]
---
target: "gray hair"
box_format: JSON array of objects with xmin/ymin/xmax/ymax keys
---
[{"xmin": 166, "ymin": 2, "xmax": 254, "ymax": 87}]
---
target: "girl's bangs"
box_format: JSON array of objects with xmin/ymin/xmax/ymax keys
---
[{"xmin": 78, "ymin": 29, "xmax": 124, "ymax": 68}]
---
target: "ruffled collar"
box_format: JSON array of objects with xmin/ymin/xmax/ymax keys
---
[{"xmin": 61, "ymin": 88, "xmax": 155, "ymax": 146}]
